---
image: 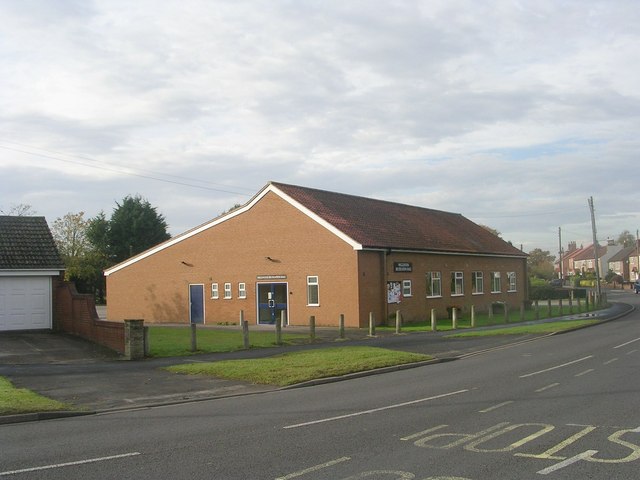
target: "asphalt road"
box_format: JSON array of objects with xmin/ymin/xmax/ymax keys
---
[{"xmin": 1, "ymin": 290, "xmax": 639, "ymax": 479}]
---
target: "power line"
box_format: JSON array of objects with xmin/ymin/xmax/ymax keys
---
[{"xmin": 0, "ymin": 142, "xmax": 255, "ymax": 196}]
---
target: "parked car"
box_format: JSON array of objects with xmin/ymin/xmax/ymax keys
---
[{"xmin": 634, "ymin": 280, "xmax": 640, "ymax": 294}]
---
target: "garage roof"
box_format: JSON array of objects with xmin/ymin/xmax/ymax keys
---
[{"xmin": 0, "ymin": 216, "xmax": 65, "ymax": 271}]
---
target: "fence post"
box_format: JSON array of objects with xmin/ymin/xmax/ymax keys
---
[
  {"xmin": 190, "ymin": 322, "xmax": 197, "ymax": 353},
  {"xmin": 339, "ymin": 314, "xmax": 345, "ymax": 339},
  {"xmin": 547, "ymin": 299, "xmax": 552, "ymax": 317},
  {"xmin": 534, "ymin": 300, "xmax": 539, "ymax": 320},
  {"xmin": 369, "ymin": 312, "xmax": 376, "ymax": 337},
  {"xmin": 504, "ymin": 302, "xmax": 509, "ymax": 323},
  {"xmin": 520, "ymin": 301, "xmax": 525, "ymax": 322},
  {"xmin": 559, "ymin": 298, "xmax": 564, "ymax": 316},
  {"xmin": 309, "ymin": 315, "xmax": 316, "ymax": 339},
  {"xmin": 275, "ymin": 310, "xmax": 283, "ymax": 345},
  {"xmin": 452, "ymin": 308, "xmax": 458, "ymax": 329},
  {"xmin": 568, "ymin": 296, "xmax": 573, "ymax": 314},
  {"xmin": 470, "ymin": 305, "xmax": 476, "ymax": 328},
  {"xmin": 489, "ymin": 303, "xmax": 494, "ymax": 321},
  {"xmin": 577, "ymin": 296, "xmax": 582, "ymax": 312},
  {"xmin": 395, "ymin": 310, "xmax": 401, "ymax": 334},
  {"xmin": 431, "ymin": 308, "xmax": 437, "ymax": 331},
  {"xmin": 240, "ymin": 310, "xmax": 249, "ymax": 349}
]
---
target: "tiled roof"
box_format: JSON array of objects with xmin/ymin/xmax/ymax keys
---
[
  {"xmin": 608, "ymin": 246, "xmax": 637, "ymax": 262},
  {"xmin": 272, "ymin": 182, "xmax": 525, "ymax": 256},
  {"xmin": 0, "ymin": 216, "xmax": 65, "ymax": 270},
  {"xmin": 572, "ymin": 244, "xmax": 607, "ymax": 261}
]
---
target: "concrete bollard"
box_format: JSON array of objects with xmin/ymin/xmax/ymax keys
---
[
  {"xmin": 309, "ymin": 315, "xmax": 316, "ymax": 339},
  {"xmin": 395, "ymin": 310, "xmax": 401, "ymax": 334},
  {"xmin": 275, "ymin": 310, "xmax": 284, "ymax": 345},
  {"xmin": 431, "ymin": 308, "xmax": 437, "ymax": 331},
  {"xmin": 452, "ymin": 308, "xmax": 458, "ymax": 330},
  {"xmin": 368, "ymin": 312, "xmax": 376, "ymax": 337},
  {"xmin": 339, "ymin": 314, "xmax": 345, "ymax": 339},
  {"xmin": 470, "ymin": 305, "xmax": 476, "ymax": 328},
  {"xmin": 535, "ymin": 300, "xmax": 539, "ymax": 320},
  {"xmin": 504, "ymin": 303, "xmax": 509, "ymax": 323}
]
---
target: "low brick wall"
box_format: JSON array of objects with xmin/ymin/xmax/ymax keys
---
[{"xmin": 53, "ymin": 280, "xmax": 125, "ymax": 355}]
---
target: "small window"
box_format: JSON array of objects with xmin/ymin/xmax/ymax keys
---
[
  {"xmin": 224, "ymin": 282, "xmax": 232, "ymax": 299},
  {"xmin": 472, "ymin": 271, "xmax": 483, "ymax": 294},
  {"xmin": 211, "ymin": 283, "xmax": 219, "ymax": 299},
  {"xmin": 507, "ymin": 272, "xmax": 517, "ymax": 292},
  {"xmin": 451, "ymin": 271, "xmax": 464, "ymax": 296},
  {"xmin": 307, "ymin": 276, "xmax": 319, "ymax": 306},
  {"xmin": 402, "ymin": 280, "xmax": 412, "ymax": 297},
  {"xmin": 491, "ymin": 272, "xmax": 501, "ymax": 293},
  {"xmin": 426, "ymin": 271, "xmax": 442, "ymax": 298},
  {"xmin": 238, "ymin": 282, "xmax": 246, "ymax": 299}
]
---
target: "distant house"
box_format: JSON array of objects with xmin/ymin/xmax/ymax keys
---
[
  {"xmin": 572, "ymin": 242, "xmax": 622, "ymax": 278},
  {"xmin": 608, "ymin": 246, "xmax": 637, "ymax": 282},
  {"xmin": 0, "ymin": 216, "xmax": 65, "ymax": 331},
  {"xmin": 105, "ymin": 182, "xmax": 528, "ymax": 328}
]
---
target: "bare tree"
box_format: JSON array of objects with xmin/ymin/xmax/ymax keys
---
[{"xmin": 0, "ymin": 203, "xmax": 36, "ymax": 216}]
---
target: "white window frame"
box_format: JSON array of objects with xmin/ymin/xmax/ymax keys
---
[
  {"xmin": 211, "ymin": 283, "xmax": 219, "ymax": 299},
  {"xmin": 402, "ymin": 280, "xmax": 412, "ymax": 297},
  {"xmin": 451, "ymin": 271, "xmax": 464, "ymax": 296},
  {"xmin": 491, "ymin": 272, "xmax": 501, "ymax": 293},
  {"xmin": 238, "ymin": 282, "xmax": 246, "ymax": 299},
  {"xmin": 224, "ymin": 282, "xmax": 232, "ymax": 299},
  {"xmin": 307, "ymin": 276, "xmax": 319, "ymax": 306},
  {"xmin": 426, "ymin": 271, "xmax": 442, "ymax": 298},
  {"xmin": 472, "ymin": 271, "xmax": 484, "ymax": 295},
  {"xmin": 507, "ymin": 272, "xmax": 517, "ymax": 292}
]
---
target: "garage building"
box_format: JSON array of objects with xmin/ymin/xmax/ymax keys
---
[{"xmin": 0, "ymin": 216, "xmax": 65, "ymax": 331}]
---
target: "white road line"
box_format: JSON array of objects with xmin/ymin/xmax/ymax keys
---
[
  {"xmin": 520, "ymin": 356, "xmax": 593, "ymax": 378},
  {"xmin": 626, "ymin": 349, "xmax": 638, "ymax": 355},
  {"xmin": 0, "ymin": 452, "xmax": 141, "ymax": 476},
  {"xmin": 575, "ymin": 369, "xmax": 594, "ymax": 377},
  {"xmin": 603, "ymin": 358, "xmax": 618, "ymax": 365},
  {"xmin": 535, "ymin": 383, "xmax": 560, "ymax": 393},
  {"xmin": 479, "ymin": 401, "xmax": 514, "ymax": 413},
  {"xmin": 537, "ymin": 450, "xmax": 598, "ymax": 475},
  {"xmin": 614, "ymin": 337, "xmax": 640, "ymax": 349},
  {"xmin": 283, "ymin": 389, "xmax": 468, "ymax": 429},
  {"xmin": 275, "ymin": 457, "xmax": 351, "ymax": 480}
]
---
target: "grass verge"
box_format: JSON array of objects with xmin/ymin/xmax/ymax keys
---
[
  {"xmin": 148, "ymin": 327, "xmax": 309, "ymax": 357},
  {"xmin": 445, "ymin": 319, "xmax": 599, "ymax": 337},
  {"xmin": 165, "ymin": 346, "xmax": 432, "ymax": 386},
  {"xmin": 0, "ymin": 376, "xmax": 73, "ymax": 415}
]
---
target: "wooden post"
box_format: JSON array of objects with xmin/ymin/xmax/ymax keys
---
[
  {"xmin": 309, "ymin": 315, "xmax": 316, "ymax": 339},
  {"xmin": 431, "ymin": 308, "xmax": 437, "ymax": 331},
  {"xmin": 240, "ymin": 310, "xmax": 249, "ymax": 349},
  {"xmin": 559, "ymin": 298, "xmax": 564, "ymax": 316},
  {"xmin": 368, "ymin": 312, "xmax": 376, "ymax": 337},
  {"xmin": 520, "ymin": 301, "xmax": 525, "ymax": 322},
  {"xmin": 470, "ymin": 305, "xmax": 476, "ymax": 328},
  {"xmin": 339, "ymin": 314, "xmax": 345, "ymax": 339},
  {"xmin": 488, "ymin": 303, "xmax": 494, "ymax": 321},
  {"xmin": 534, "ymin": 300, "xmax": 539, "ymax": 320},
  {"xmin": 568, "ymin": 296, "xmax": 573, "ymax": 314},
  {"xmin": 504, "ymin": 302, "xmax": 509, "ymax": 323},
  {"xmin": 395, "ymin": 310, "xmax": 401, "ymax": 334},
  {"xmin": 452, "ymin": 308, "xmax": 458, "ymax": 330},
  {"xmin": 577, "ymin": 296, "xmax": 582, "ymax": 312},
  {"xmin": 190, "ymin": 322, "xmax": 197, "ymax": 352},
  {"xmin": 547, "ymin": 299, "xmax": 552, "ymax": 317},
  {"xmin": 275, "ymin": 310, "xmax": 283, "ymax": 345}
]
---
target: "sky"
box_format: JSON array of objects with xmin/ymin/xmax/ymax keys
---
[{"xmin": 1, "ymin": 0, "xmax": 639, "ymax": 257}]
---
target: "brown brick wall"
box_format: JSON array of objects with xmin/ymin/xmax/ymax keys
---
[
  {"xmin": 106, "ymin": 192, "xmax": 362, "ymax": 327},
  {"xmin": 54, "ymin": 279, "xmax": 125, "ymax": 354}
]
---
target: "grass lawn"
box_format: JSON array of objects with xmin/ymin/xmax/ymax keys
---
[
  {"xmin": 148, "ymin": 326, "xmax": 309, "ymax": 357},
  {"xmin": 0, "ymin": 376, "xmax": 73, "ymax": 415},
  {"xmin": 445, "ymin": 319, "xmax": 599, "ymax": 337},
  {"xmin": 165, "ymin": 346, "xmax": 432, "ymax": 386}
]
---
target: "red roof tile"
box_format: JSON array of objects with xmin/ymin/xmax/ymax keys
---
[{"xmin": 272, "ymin": 182, "xmax": 525, "ymax": 256}]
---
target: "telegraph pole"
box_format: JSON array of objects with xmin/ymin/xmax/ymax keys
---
[
  {"xmin": 558, "ymin": 227, "xmax": 564, "ymax": 281},
  {"xmin": 588, "ymin": 197, "xmax": 602, "ymax": 302}
]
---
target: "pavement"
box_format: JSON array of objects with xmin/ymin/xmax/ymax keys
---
[{"xmin": 0, "ymin": 301, "xmax": 634, "ymax": 424}]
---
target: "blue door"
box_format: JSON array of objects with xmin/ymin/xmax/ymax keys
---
[
  {"xmin": 189, "ymin": 284, "xmax": 204, "ymax": 324},
  {"xmin": 257, "ymin": 283, "xmax": 288, "ymax": 325}
]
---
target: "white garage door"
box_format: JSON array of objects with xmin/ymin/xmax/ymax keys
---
[{"xmin": 0, "ymin": 277, "xmax": 52, "ymax": 331}]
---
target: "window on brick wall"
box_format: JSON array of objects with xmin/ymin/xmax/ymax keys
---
[
  {"xmin": 238, "ymin": 282, "xmax": 246, "ymax": 299},
  {"xmin": 451, "ymin": 271, "xmax": 464, "ymax": 296},
  {"xmin": 224, "ymin": 282, "xmax": 232, "ymax": 299},
  {"xmin": 472, "ymin": 271, "xmax": 484, "ymax": 294},
  {"xmin": 211, "ymin": 283, "xmax": 219, "ymax": 299},
  {"xmin": 307, "ymin": 276, "xmax": 319, "ymax": 306},
  {"xmin": 402, "ymin": 280, "xmax": 412, "ymax": 297},
  {"xmin": 491, "ymin": 272, "xmax": 501, "ymax": 293},
  {"xmin": 507, "ymin": 272, "xmax": 517, "ymax": 292},
  {"xmin": 426, "ymin": 271, "xmax": 442, "ymax": 297}
]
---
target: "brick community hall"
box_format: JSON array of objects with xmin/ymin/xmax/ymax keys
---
[{"xmin": 105, "ymin": 182, "xmax": 528, "ymax": 328}]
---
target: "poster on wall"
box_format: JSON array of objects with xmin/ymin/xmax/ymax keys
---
[{"xmin": 387, "ymin": 281, "xmax": 402, "ymax": 304}]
